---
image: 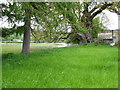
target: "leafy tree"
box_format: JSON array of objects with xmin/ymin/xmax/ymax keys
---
[
  {"xmin": 2, "ymin": 2, "xmax": 52, "ymax": 54},
  {"xmin": 92, "ymin": 17, "xmax": 105, "ymax": 38},
  {"xmin": 53, "ymin": 2, "xmax": 113, "ymax": 43},
  {"xmin": 2, "ymin": 2, "xmax": 30, "ymax": 54}
]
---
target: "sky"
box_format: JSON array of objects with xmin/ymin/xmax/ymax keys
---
[{"xmin": 0, "ymin": 5, "xmax": 119, "ymax": 30}]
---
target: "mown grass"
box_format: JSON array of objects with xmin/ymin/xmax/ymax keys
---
[
  {"xmin": 2, "ymin": 43, "xmax": 56, "ymax": 54},
  {"xmin": 2, "ymin": 44, "xmax": 118, "ymax": 88}
]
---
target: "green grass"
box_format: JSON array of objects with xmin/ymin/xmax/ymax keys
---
[
  {"xmin": 2, "ymin": 43, "xmax": 56, "ymax": 54},
  {"xmin": 2, "ymin": 44, "xmax": 118, "ymax": 88}
]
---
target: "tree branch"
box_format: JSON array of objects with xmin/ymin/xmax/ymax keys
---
[
  {"xmin": 108, "ymin": 7, "xmax": 120, "ymax": 15},
  {"xmin": 89, "ymin": 6, "xmax": 99, "ymax": 13},
  {"xmin": 30, "ymin": 2, "xmax": 39, "ymax": 10},
  {"xmin": 91, "ymin": 3, "xmax": 113, "ymax": 20}
]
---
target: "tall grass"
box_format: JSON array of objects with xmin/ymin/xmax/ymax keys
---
[{"xmin": 2, "ymin": 44, "xmax": 118, "ymax": 88}]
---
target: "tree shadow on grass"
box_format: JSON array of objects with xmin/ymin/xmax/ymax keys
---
[
  {"xmin": 2, "ymin": 53, "xmax": 14, "ymax": 60},
  {"xmin": 2, "ymin": 49, "xmax": 55, "ymax": 67},
  {"xmin": 2, "ymin": 53, "xmax": 28, "ymax": 66}
]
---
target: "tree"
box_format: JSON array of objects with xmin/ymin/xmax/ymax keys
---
[
  {"xmin": 2, "ymin": 2, "xmax": 51, "ymax": 54},
  {"xmin": 53, "ymin": 2, "xmax": 113, "ymax": 43},
  {"xmin": 21, "ymin": 3, "xmax": 31, "ymax": 54},
  {"xmin": 80, "ymin": 2, "xmax": 113, "ymax": 42},
  {"xmin": 2, "ymin": 2, "xmax": 33, "ymax": 54},
  {"xmin": 28, "ymin": 2, "xmax": 114, "ymax": 44}
]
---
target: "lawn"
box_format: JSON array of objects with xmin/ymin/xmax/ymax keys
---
[
  {"xmin": 2, "ymin": 43, "xmax": 118, "ymax": 88},
  {"xmin": 2, "ymin": 43, "xmax": 57, "ymax": 54}
]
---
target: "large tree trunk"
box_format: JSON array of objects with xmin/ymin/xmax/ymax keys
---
[
  {"xmin": 84, "ymin": 18, "xmax": 93, "ymax": 43},
  {"xmin": 21, "ymin": 8, "xmax": 31, "ymax": 54},
  {"xmin": 87, "ymin": 20, "xmax": 93, "ymax": 43}
]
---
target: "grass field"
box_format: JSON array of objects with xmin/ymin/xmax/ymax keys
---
[
  {"xmin": 2, "ymin": 43, "xmax": 118, "ymax": 88},
  {"xmin": 2, "ymin": 43, "xmax": 57, "ymax": 54}
]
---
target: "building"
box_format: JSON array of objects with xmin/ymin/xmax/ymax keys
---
[{"xmin": 98, "ymin": 29, "xmax": 120, "ymax": 44}]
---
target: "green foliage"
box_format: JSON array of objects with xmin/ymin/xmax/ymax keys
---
[
  {"xmin": 2, "ymin": 27, "xmax": 24, "ymax": 40},
  {"xmin": 2, "ymin": 28, "xmax": 15, "ymax": 38},
  {"xmin": 54, "ymin": 2, "xmax": 84, "ymax": 30},
  {"xmin": 2, "ymin": 3, "xmax": 24, "ymax": 23},
  {"xmin": 2, "ymin": 2, "xmax": 112, "ymax": 44},
  {"xmin": 75, "ymin": 22, "xmax": 89, "ymax": 33},
  {"xmin": 92, "ymin": 17, "xmax": 105, "ymax": 38}
]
